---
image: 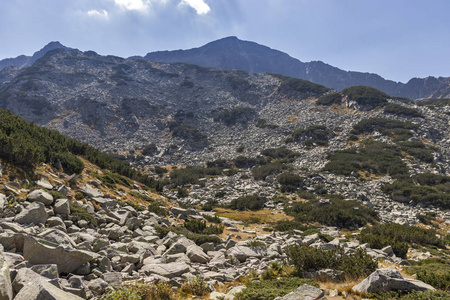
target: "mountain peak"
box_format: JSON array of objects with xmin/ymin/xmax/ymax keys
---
[{"xmin": 30, "ymin": 41, "xmax": 72, "ymax": 64}]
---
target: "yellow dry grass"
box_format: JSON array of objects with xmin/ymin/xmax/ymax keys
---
[{"xmin": 214, "ymin": 208, "xmax": 292, "ymax": 224}]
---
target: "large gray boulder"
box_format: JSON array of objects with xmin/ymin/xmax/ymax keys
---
[
  {"xmin": 186, "ymin": 244, "xmax": 210, "ymax": 264},
  {"xmin": 352, "ymin": 269, "xmax": 436, "ymax": 294},
  {"xmin": 14, "ymin": 202, "xmax": 48, "ymax": 225},
  {"xmin": 227, "ymin": 246, "xmax": 259, "ymax": 262},
  {"xmin": 79, "ymin": 185, "xmax": 103, "ymax": 198},
  {"xmin": 27, "ymin": 189, "xmax": 53, "ymax": 205},
  {"xmin": 0, "ymin": 248, "xmax": 12, "ymax": 300},
  {"xmin": 54, "ymin": 199, "xmax": 70, "ymax": 215},
  {"xmin": 23, "ymin": 236, "xmax": 99, "ymax": 274},
  {"xmin": 140, "ymin": 262, "xmax": 190, "ymax": 278},
  {"xmin": 277, "ymin": 284, "xmax": 324, "ymax": 300},
  {"xmin": 13, "ymin": 268, "xmax": 83, "ymax": 300}
]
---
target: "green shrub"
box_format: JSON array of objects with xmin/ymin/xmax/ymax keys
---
[
  {"xmin": 358, "ymin": 223, "xmax": 446, "ymax": 258},
  {"xmin": 288, "ymin": 125, "xmax": 330, "ymax": 147},
  {"xmin": 406, "ymin": 260, "xmax": 450, "ymax": 291},
  {"xmin": 277, "ymin": 173, "xmax": 304, "ymax": 188},
  {"xmin": 285, "ymin": 244, "xmax": 377, "ymax": 279},
  {"xmin": 273, "ymin": 221, "xmax": 311, "ymax": 232},
  {"xmin": 147, "ymin": 201, "xmax": 168, "ymax": 216},
  {"xmin": 154, "ymin": 226, "xmax": 222, "ymax": 246},
  {"xmin": 142, "ymin": 143, "xmax": 157, "ymax": 155},
  {"xmin": 351, "ymin": 117, "xmax": 419, "ymax": 138},
  {"xmin": 369, "ymin": 290, "xmax": 450, "ymax": 300},
  {"xmin": 342, "ymin": 86, "xmax": 389, "ymax": 109},
  {"xmin": 323, "ymin": 141, "xmax": 409, "ymax": 178},
  {"xmin": 285, "ymin": 195, "xmax": 378, "ymax": 229},
  {"xmin": 316, "ymin": 93, "xmax": 342, "ymax": 106},
  {"xmin": 269, "ymin": 73, "xmax": 330, "ymax": 96},
  {"xmin": 180, "ymin": 277, "xmax": 211, "ymax": 296},
  {"xmin": 69, "ymin": 201, "xmax": 97, "ymax": 226},
  {"xmin": 235, "ymin": 277, "xmax": 317, "ymax": 300},
  {"xmin": 383, "ymin": 104, "xmax": 424, "ymax": 118},
  {"xmin": 213, "ymin": 107, "xmax": 256, "ymax": 126},
  {"xmin": 201, "ymin": 214, "xmax": 222, "ymax": 223},
  {"xmin": 382, "ymin": 176, "xmax": 450, "ymax": 209},
  {"xmin": 228, "ymin": 195, "xmax": 265, "ymax": 211},
  {"xmin": 261, "ymin": 147, "xmax": 300, "ymax": 160},
  {"xmin": 101, "ymin": 281, "xmax": 173, "ymax": 300},
  {"xmin": 234, "ymin": 156, "xmax": 258, "ymax": 169},
  {"xmin": 252, "ymin": 161, "xmax": 290, "ymax": 180},
  {"xmin": 184, "ymin": 219, "xmax": 224, "ymax": 235}
]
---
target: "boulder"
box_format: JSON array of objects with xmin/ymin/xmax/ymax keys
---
[
  {"xmin": 140, "ymin": 262, "xmax": 190, "ymax": 278},
  {"xmin": 14, "ymin": 202, "xmax": 48, "ymax": 225},
  {"xmin": 0, "ymin": 248, "xmax": 12, "ymax": 300},
  {"xmin": 186, "ymin": 244, "xmax": 210, "ymax": 264},
  {"xmin": 54, "ymin": 199, "xmax": 70, "ymax": 215},
  {"xmin": 23, "ymin": 236, "xmax": 99, "ymax": 274},
  {"xmin": 277, "ymin": 284, "xmax": 324, "ymax": 300},
  {"xmin": 27, "ymin": 189, "xmax": 53, "ymax": 205},
  {"xmin": 36, "ymin": 179, "xmax": 53, "ymax": 190},
  {"xmin": 352, "ymin": 269, "xmax": 436, "ymax": 294},
  {"xmin": 13, "ymin": 268, "xmax": 83, "ymax": 300},
  {"xmin": 79, "ymin": 185, "xmax": 103, "ymax": 198},
  {"xmin": 227, "ymin": 246, "xmax": 259, "ymax": 262}
]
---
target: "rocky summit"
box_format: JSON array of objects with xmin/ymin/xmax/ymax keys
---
[{"xmin": 0, "ymin": 41, "xmax": 449, "ymax": 300}]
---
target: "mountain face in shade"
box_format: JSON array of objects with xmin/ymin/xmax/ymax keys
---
[
  {"xmin": 0, "ymin": 41, "xmax": 71, "ymax": 70},
  {"xmin": 143, "ymin": 36, "xmax": 450, "ymax": 99}
]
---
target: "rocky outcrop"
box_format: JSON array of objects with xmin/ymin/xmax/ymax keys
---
[{"xmin": 352, "ymin": 269, "xmax": 436, "ymax": 294}]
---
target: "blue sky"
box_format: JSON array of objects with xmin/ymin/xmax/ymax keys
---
[{"xmin": 1, "ymin": 0, "xmax": 449, "ymax": 83}]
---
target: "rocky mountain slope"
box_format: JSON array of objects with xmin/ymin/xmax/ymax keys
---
[
  {"xmin": 0, "ymin": 41, "xmax": 70, "ymax": 71},
  {"xmin": 0, "ymin": 46, "xmax": 449, "ymax": 299},
  {"xmin": 143, "ymin": 36, "xmax": 450, "ymax": 99}
]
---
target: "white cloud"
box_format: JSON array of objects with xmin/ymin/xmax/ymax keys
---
[
  {"xmin": 181, "ymin": 0, "xmax": 210, "ymax": 15},
  {"xmin": 87, "ymin": 9, "xmax": 109, "ymax": 17},
  {"xmin": 114, "ymin": 0, "xmax": 150, "ymax": 11}
]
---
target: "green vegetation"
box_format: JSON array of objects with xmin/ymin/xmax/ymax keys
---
[
  {"xmin": 228, "ymin": 195, "xmax": 265, "ymax": 211},
  {"xmin": 183, "ymin": 219, "xmax": 224, "ymax": 235},
  {"xmin": 201, "ymin": 214, "xmax": 221, "ymax": 223},
  {"xmin": 213, "ymin": 107, "xmax": 256, "ymax": 126},
  {"xmin": 155, "ymin": 226, "xmax": 222, "ymax": 246},
  {"xmin": 351, "ymin": 117, "xmax": 419, "ymax": 140},
  {"xmin": 369, "ymin": 290, "xmax": 450, "ymax": 300},
  {"xmin": 383, "ymin": 104, "xmax": 424, "ymax": 118},
  {"xmin": 323, "ymin": 141, "xmax": 408, "ymax": 177},
  {"xmin": 100, "ymin": 281, "xmax": 173, "ymax": 300},
  {"xmin": 277, "ymin": 172, "xmax": 304, "ymax": 193},
  {"xmin": 235, "ymin": 277, "xmax": 317, "ymax": 300},
  {"xmin": 358, "ymin": 223, "xmax": 446, "ymax": 258},
  {"xmin": 417, "ymin": 98, "xmax": 450, "ymax": 108},
  {"xmin": 0, "ymin": 109, "xmax": 163, "ymax": 191},
  {"xmin": 416, "ymin": 212, "xmax": 437, "ymax": 225},
  {"xmin": 252, "ymin": 161, "xmax": 291, "ymax": 181},
  {"xmin": 382, "ymin": 173, "xmax": 450, "ymax": 209},
  {"xmin": 261, "ymin": 146, "xmax": 300, "ymax": 160},
  {"xmin": 180, "ymin": 277, "xmax": 211, "ymax": 296},
  {"xmin": 269, "ymin": 73, "xmax": 330, "ymax": 96},
  {"xmin": 273, "ymin": 220, "xmax": 311, "ymax": 232},
  {"xmin": 398, "ymin": 141, "xmax": 436, "ymax": 163},
  {"xmin": 255, "ymin": 118, "xmax": 278, "ymax": 129},
  {"xmin": 287, "ymin": 125, "xmax": 330, "ymax": 147},
  {"xmin": 285, "ymin": 195, "xmax": 379, "ymax": 229},
  {"xmin": 141, "ymin": 143, "xmax": 157, "ymax": 155},
  {"xmin": 405, "ymin": 259, "xmax": 450, "ymax": 291},
  {"xmin": 69, "ymin": 201, "xmax": 97, "ymax": 226},
  {"xmin": 168, "ymin": 162, "xmax": 234, "ymax": 187},
  {"xmin": 285, "ymin": 244, "xmax": 377, "ymax": 279},
  {"xmin": 97, "ymin": 171, "xmax": 133, "ymax": 189},
  {"xmin": 168, "ymin": 122, "xmax": 207, "ymax": 146},
  {"xmin": 316, "ymin": 93, "xmax": 342, "ymax": 106},
  {"xmin": 342, "ymin": 86, "xmax": 389, "ymax": 109}
]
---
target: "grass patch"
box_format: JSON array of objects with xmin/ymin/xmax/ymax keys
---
[
  {"xmin": 100, "ymin": 281, "xmax": 173, "ymax": 300},
  {"xmin": 235, "ymin": 277, "xmax": 317, "ymax": 300}
]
